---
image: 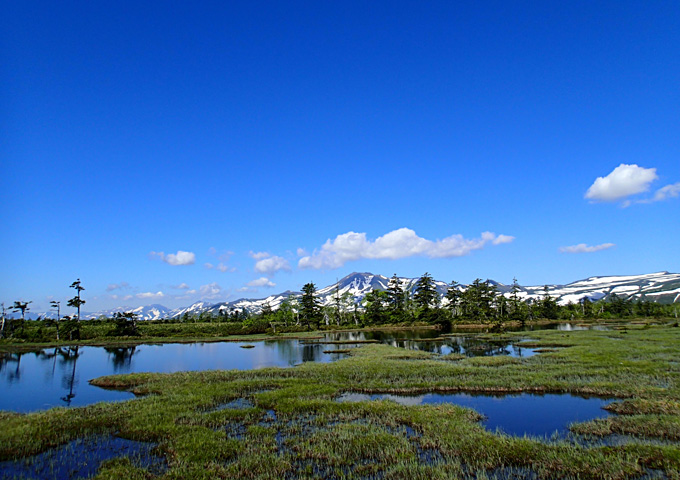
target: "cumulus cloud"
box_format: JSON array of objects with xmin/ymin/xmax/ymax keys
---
[
  {"xmin": 247, "ymin": 277, "xmax": 276, "ymax": 288},
  {"xmin": 298, "ymin": 228, "xmax": 514, "ymax": 270},
  {"xmin": 643, "ymin": 182, "xmax": 680, "ymax": 204},
  {"xmin": 585, "ymin": 164, "xmax": 658, "ymax": 202},
  {"xmin": 249, "ymin": 252, "xmax": 291, "ymax": 274},
  {"xmin": 136, "ymin": 291, "xmax": 165, "ymax": 299},
  {"xmin": 173, "ymin": 283, "xmax": 191, "ymax": 290},
  {"xmin": 255, "ymin": 256, "xmax": 291, "ymax": 274},
  {"xmin": 559, "ymin": 243, "xmax": 616, "ymax": 254},
  {"xmin": 150, "ymin": 250, "xmax": 196, "ymax": 266},
  {"xmin": 106, "ymin": 282, "xmax": 130, "ymax": 292},
  {"xmin": 199, "ymin": 282, "xmax": 223, "ymax": 299}
]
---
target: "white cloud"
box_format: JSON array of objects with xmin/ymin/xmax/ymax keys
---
[
  {"xmin": 247, "ymin": 277, "xmax": 276, "ymax": 288},
  {"xmin": 173, "ymin": 283, "xmax": 191, "ymax": 290},
  {"xmin": 199, "ymin": 282, "xmax": 223, "ymax": 299},
  {"xmin": 585, "ymin": 164, "xmax": 658, "ymax": 202},
  {"xmin": 298, "ymin": 228, "xmax": 514, "ymax": 270},
  {"xmin": 150, "ymin": 250, "xmax": 196, "ymax": 266},
  {"xmin": 106, "ymin": 282, "xmax": 130, "ymax": 292},
  {"xmin": 647, "ymin": 182, "xmax": 680, "ymax": 203},
  {"xmin": 492, "ymin": 234, "xmax": 515, "ymax": 245},
  {"xmin": 559, "ymin": 243, "xmax": 615, "ymax": 254},
  {"xmin": 205, "ymin": 262, "xmax": 235, "ymax": 272},
  {"xmin": 296, "ymin": 248, "xmax": 308, "ymax": 257},
  {"xmin": 136, "ymin": 291, "xmax": 165, "ymax": 299},
  {"xmin": 253, "ymin": 254, "xmax": 291, "ymax": 274}
]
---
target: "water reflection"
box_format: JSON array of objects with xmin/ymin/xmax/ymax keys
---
[
  {"xmin": 0, "ymin": 340, "xmax": 352, "ymax": 413},
  {"xmin": 0, "ymin": 324, "xmax": 604, "ymax": 413},
  {"xmin": 104, "ymin": 346, "xmax": 138, "ymax": 372},
  {"xmin": 58, "ymin": 347, "xmax": 81, "ymax": 406},
  {"xmin": 320, "ymin": 330, "xmax": 536, "ymax": 358},
  {"xmin": 337, "ymin": 392, "xmax": 613, "ymax": 438}
]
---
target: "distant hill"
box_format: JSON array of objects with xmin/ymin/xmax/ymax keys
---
[{"xmin": 28, "ymin": 271, "xmax": 680, "ymax": 320}]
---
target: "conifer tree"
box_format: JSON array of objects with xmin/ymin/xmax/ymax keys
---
[
  {"xmin": 68, "ymin": 279, "xmax": 85, "ymax": 321},
  {"xmin": 445, "ymin": 281, "xmax": 461, "ymax": 317},
  {"xmin": 387, "ymin": 273, "xmax": 405, "ymax": 313},
  {"xmin": 300, "ymin": 282, "xmax": 321, "ymax": 329},
  {"xmin": 414, "ymin": 273, "xmax": 438, "ymax": 310}
]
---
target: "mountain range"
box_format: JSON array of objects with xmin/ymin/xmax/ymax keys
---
[{"xmin": 30, "ymin": 271, "xmax": 680, "ymax": 321}]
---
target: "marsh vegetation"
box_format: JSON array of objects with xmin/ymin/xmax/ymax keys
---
[{"xmin": 1, "ymin": 323, "xmax": 678, "ymax": 479}]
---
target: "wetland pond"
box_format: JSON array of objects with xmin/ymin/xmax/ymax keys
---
[
  {"xmin": 0, "ymin": 325, "xmax": 593, "ymax": 413},
  {"xmin": 337, "ymin": 392, "xmax": 613, "ymax": 439}
]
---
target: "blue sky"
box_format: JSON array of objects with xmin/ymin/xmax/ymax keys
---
[{"xmin": 2, "ymin": 1, "xmax": 679, "ymax": 313}]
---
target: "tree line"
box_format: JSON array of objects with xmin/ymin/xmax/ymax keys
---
[{"xmin": 2, "ymin": 274, "xmax": 678, "ymax": 341}]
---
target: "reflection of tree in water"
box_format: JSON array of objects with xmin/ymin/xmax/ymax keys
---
[
  {"xmin": 462, "ymin": 339, "xmax": 511, "ymax": 357},
  {"xmin": 57, "ymin": 347, "xmax": 81, "ymax": 406},
  {"xmin": 37, "ymin": 348, "xmax": 61, "ymax": 383},
  {"xmin": 1, "ymin": 352, "xmax": 24, "ymax": 383},
  {"xmin": 301, "ymin": 343, "xmax": 324, "ymax": 363},
  {"xmin": 271, "ymin": 340, "xmax": 299, "ymax": 366},
  {"xmin": 104, "ymin": 346, "xmax": 137, "ymax": 372}
]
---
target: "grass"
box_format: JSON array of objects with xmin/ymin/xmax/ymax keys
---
[{"xmin": 1, "ymin": 325, "xmax": 679, "ymax": 479}]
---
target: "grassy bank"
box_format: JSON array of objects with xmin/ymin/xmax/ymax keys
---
[
  {"xmin": 0, "ymin": 322, "xmax": 443, "ymax": 352},
  {"xmin": 1, "ymin": 325, "xmax": 679, "ymax": 479}
]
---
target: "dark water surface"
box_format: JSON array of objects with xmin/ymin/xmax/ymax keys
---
[
  {"xmin": 0, "ymin": 435, "xmax": 166, "ymax": 480},
  {"xmin": 337, "ymin": 392, "xmax": 613, "ymax": 439}
]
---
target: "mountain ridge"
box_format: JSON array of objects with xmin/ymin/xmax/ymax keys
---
[{"xmin": 27, "ymin": 271, "xmax": 680, "ymax": 320}]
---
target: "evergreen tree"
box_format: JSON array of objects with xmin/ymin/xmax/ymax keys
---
[
  {"xmin": 111, "ymin": 311, "xmax": 140, "ymax": 336},
  {"xmin": 445, "ymin": 281, "xmax": 461, "ymax": 317},
  {"xmin": 363, "ymin": 289, "xmax": 389, "ymax": 324},
  {"xmin": 414, "ymin": 273, "xmax": 438, "ymax": 311},
  {"xmin": 12, "ymin": 301, "xmax": 31, "ymax": 335},
  {"xmin": 332, "ymin": 281, "xmax": 342, "ymax": 325},
  {"xmin": 68, "ymin": 279, "xmax": 85, "ymax": 321},
  {"xmin": 300, "ymin": 282, "xmax": 321, "ymax": 329},
  {"xmin": 460, "ymin": 279, "xmax": 497, "ymax": 323},
  {"xmin": 509, "ymin": 277, "xmax": 527, "ymax": 326},
  {"xmin": 260, "ymin": 302, "xmax": 274, "ymax": 319},
  {"xmin": 387, "ymin": 274, "xmax": 405, "ymax": 312},
  {"xmin": 539, "ymin": 285, "xmax": 559, "ymax": 319}
]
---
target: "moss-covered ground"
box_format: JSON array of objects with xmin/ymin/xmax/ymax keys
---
[{"xmin": 1, "ymin": 324, "xmax": 679, "ymax": 479}]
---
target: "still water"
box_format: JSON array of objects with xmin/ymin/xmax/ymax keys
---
[
  {"xmin": 0, "ymin": 339, "xmax": 351, "ymax": 412},
  {"xmin": 337, "ymin": 392, "xmax": 613, "ymax": 438},
  {"xmin": 0, "ymin": 326, "xmax": 579, "ymax": 413}
]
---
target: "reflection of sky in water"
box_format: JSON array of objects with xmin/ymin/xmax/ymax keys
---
[
  {"xmin": 0, "ymin": 341, "xmax": 348, "ymax": 413},
  {"xmin": 338, "ymin": 392, "xmax": 613, "ymax": 438},
  {"xmin": 0, "ymin": 328, "xmax": 547, "ymax": 413}
]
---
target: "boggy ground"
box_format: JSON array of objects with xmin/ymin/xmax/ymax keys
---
[{"xmin": 1, "ymin": 325, "xmax": 679, "ymax": 479}]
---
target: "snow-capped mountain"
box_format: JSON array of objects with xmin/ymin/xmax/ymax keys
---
[
  {"xmin": 23, "ymin": 271, "xmax": 680, "ymax": 320},
  {"xmin": 510, "ymin": 272, "xmax": 680, "ymax": 305},
  {"xmin": 200, "ymin": 271, "xmax": 679, "ymax": 316},
  {"xmin": 83, "ymin": 304, "xmax": 171, "ymax": 321}
]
